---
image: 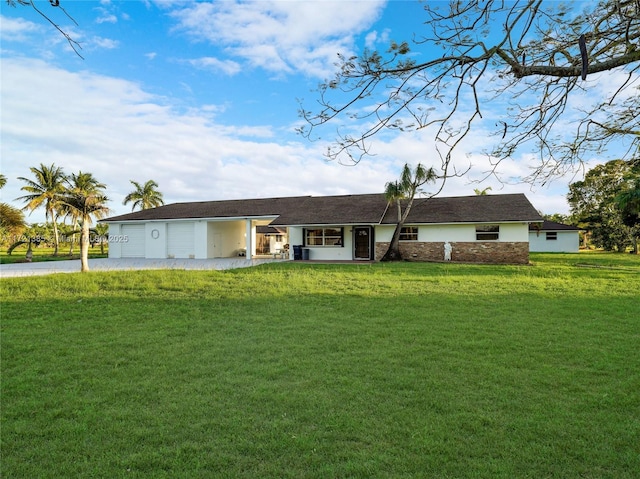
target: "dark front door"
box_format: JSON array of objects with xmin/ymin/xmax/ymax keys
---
[{"xmin": 354, "ymin": 227, "xmax": 372, "ymax": 260}]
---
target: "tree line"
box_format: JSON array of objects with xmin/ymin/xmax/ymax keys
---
[
  {"xmin": 0, "ymin": 164, "xmax": 164, "ymax": 271},
  {"xmin": 568, "ymin": 158, "xmax": 640, "ymax": 253}
]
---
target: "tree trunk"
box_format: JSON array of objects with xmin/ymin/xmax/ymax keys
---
[
  {"xmin": 381, "ymin": 195, "xmax": 420, "ymax": 262},
  {"xmin": 381, "ymin": 222, "xmax": 404, "ymax": 261},
  {"xmin": 381, "ymin": 200, "xmax": 404, "ymax": 261},
  {"xmin": 80, "ymin": 223, "xmax": 90, "ymax": 272},
  {"xmin": 50, "ymin": 209, "xmax": 60, "ymax": 256}
]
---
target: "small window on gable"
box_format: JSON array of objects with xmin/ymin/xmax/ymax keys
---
[
  {"xmin": 546, "ymin": 232, "xmax": 557, "ymax": 241},
  {"xmin": 399, "ymin": 226, "xmax": 418, "ymax": 241},
  {"xmin": 476, "ymin": 225, "xmax": 499, "ymax": 241}
]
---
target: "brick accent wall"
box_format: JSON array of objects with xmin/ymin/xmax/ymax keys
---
[{"xmin": 375, "ymin": 241, "xmax": 529, "ymax": 264}]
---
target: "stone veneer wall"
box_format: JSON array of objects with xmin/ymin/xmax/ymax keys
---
[{"xmin": 375, "ymin": 241, "xmax": 529, "ymax": 264}]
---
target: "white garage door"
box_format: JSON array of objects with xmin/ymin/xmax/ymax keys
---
[
  {"xmin": 167, "ymin": 222, "xmax": 194, "ymax": 258},
  {"xmin": 120, "ymin": 224, "xmax": 146, "ymax": 258}
]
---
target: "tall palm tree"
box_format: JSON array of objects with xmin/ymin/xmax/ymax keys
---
[
  {"xmin": 123, "ymin": 180, "xmax": 164, "ymax": 211},
  {"xmin": 16, "ymin": 163, "xmax": 67, "ymax": 255},
  {"xmin": 59, "ymin": 172, "xmax": 110, "ymax": 272},
  {"xmin": 0, "ymin": 174, "xmax": 7, "ymax": 189},
  {"xmin": 381, "ymin": 163, "xmax": 437, "ymax": 262},
  {"xmin": 61, "ymin": 172, "xmax": 107, "ymax": 255}
]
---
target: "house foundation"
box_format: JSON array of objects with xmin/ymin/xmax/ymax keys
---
[{"xmin": 375, "ymin": 241, "xmax": 530, "ymax": 264}]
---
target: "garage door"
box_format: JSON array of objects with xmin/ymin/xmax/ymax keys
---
[
  {"xmin": 120, "ymin": 224, "xmax": 146, "ymax": 258},
  {"xmin": 167, "ymin": 222, "xmax": 194, "ymax": 258}
]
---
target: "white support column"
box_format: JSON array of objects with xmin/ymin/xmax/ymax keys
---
[{"xmin": 245, "ymin": 219, "xmax": 253, "ymax": 260}]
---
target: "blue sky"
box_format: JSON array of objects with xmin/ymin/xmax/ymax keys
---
[{"xmin": 0, "ymin": 0, "xmax": 614, "ymax": 223}]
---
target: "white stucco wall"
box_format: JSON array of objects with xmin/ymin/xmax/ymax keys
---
[
  {"xmin": 287, "ymin": 225, "xmax": 355, "ymax": 260},
  {"xmin": 376, "ymin": 223, "xmax": 530, "ymax": 243},
  {"xmin": 529, "ymin": 230, "xmax": 579, "ymax": 252}
]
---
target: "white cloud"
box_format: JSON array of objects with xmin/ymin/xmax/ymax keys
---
[
  {"xmin": 1, "ymin": 58, "xmax": 397, "ymax": 223},
  {"xmin": 370, "ymin": 126, "xmax": 577, "ymax": 215},
  {"xmin": 95, "ymin": 12, "xmax": 117, "ymax": 24},
  {"xmin": 169, "ymin": 0, "xmax": 386, "ymax": 77},
  {"xmin": 90, "ymin": 36, "xmax": 119, "ymax": 49},
  {"xmin": 0, "ymin": 15, "xmax": 40, "ymax": 43},
  {"xmin": 184, "ymin": 56, "xmax": 242, "ymax": 76}
]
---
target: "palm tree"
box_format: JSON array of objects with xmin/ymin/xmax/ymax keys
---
[
  {"xmin": 57, "ymin": 172, "xmax": 105, "ymax": 255},
  {"xmin": 123, "ymin": 180, "xmax": 164, "ymax": 211},
  {"xmin": 474, "ymin": 186, "xmax": 492, "ymax": 195},
  {"xmin": 381, "ymin": 163, "xmax": 437, "ymax": 262},
  {"xmin": 0, "ymin": 174, "xmax": 7, "ymax": 189},
  {"xmin": 59, "ymin": 172, "xmax": 110, "ymax": 272},
  {"xmin": 0, "ymin": 203, "xmax": 27, "ymax": 240},
  {"xmin": 16, "ymin": 163, "xmax": 67, "ymax": 256}
]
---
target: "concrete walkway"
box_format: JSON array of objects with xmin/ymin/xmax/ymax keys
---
[{"xmin": 0, "ymin": 257, "xmax": 286, "ymax": 278}]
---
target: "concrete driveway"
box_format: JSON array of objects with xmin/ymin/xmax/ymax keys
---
[{"xmin": 0, "ymin": 257, "xmax": 285, "ymax": 278}]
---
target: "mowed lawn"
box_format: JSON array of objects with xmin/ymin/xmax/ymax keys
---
[{"xmin": 1, "ymin": 254, "xmax": 639, "ymax": 478}]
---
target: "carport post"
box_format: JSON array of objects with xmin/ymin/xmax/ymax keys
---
[{"xmin": 245, "ymin": 219, "xmax": 253, "ymax": 260}]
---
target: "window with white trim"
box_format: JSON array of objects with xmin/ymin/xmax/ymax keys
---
[
  {"xmin": 399, "ymin": 226, "xmax": 418, "ymax": 241},
  {"xmin": 305, "ymin": 227, "xmax": 343, "ymax": 247},
  {"xmin": 546, "ymin": 232, "xmax": 557, "ymax": 241},
  {"xmin": 476, "ymin": 225, "xmax": 499, "ymax": 241}
]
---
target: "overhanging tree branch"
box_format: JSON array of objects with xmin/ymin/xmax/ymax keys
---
[
  {"xmin": 7, "ymin": 0, "xmax": 83, "ymax": 58},
  {"xmin": 298, "ymin": 0, "xmax": 640, "ymax": 185}
]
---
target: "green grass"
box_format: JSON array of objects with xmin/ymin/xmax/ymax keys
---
[
  {"xmin": 2, "ymin": 253, "xmax": 639, "ymax": 478},
  {"xmin": 0, "ymin": 245, "xmax": 107, "ymax": 264}
]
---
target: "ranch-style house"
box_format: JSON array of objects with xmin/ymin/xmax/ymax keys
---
[{"xmin": 103, "ymin": 193, "xmax": 543, "ymax": 264}]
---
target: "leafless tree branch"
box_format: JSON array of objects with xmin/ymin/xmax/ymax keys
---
[{"xmin": 298, "ymin": 0, "xmax": 640, "ymax": 185}]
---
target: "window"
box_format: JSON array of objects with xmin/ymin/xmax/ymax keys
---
[
  {"xmin": 305, "ymin": 227, "xmax": 343, "ymax": 247},
  {"xmin": 399, "ymin": 226, "xmax": 418, "ymax": 241},
  {"xmin": 546, "ymin": 232, "xmax": 557, "ymax": 241},
  {"xmin": 476, "ymin": 225, "xmax": 499, "ymax": 241}
]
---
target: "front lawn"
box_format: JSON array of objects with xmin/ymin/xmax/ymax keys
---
[
  {"xmin": 1, "ymin": 254, "xmax": 638, "ymax": 478},
  {"xmin": 0, "ymin": 245, "xmax": 107, "ymax": 264}
]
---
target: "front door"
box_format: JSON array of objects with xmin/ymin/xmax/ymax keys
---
[{"xmin": 353, "ymin": 226, "xmax": 372, "ymax": 260}]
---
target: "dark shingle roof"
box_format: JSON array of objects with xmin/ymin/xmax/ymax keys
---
[
  {"xmin": 380, "ymin": 193, "xmax": 542, "ymax": 224},
  {"xmin": 104, "ymin": 196, "xmax": 306, "ymax": 222},
  {"xmin": 528, "ymin": 220, "xmax": 580, "ymax": 231},
  {"xmin": 104, "ymin": 193, "xmax": 542, "ymax": 225},
  {"xmin": 270, "ymin": 194, "xmax": 388, "ymax": 225}
]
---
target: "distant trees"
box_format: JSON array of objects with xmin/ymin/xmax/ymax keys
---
[
  {"xmin": 123, "ymin": 180, "xmax": 164, "ymax": 211},
  {"xmin": 568, "ymin": 159, "xmax": 640, "ymax": 253},
  {"xmin": 616, "ymin": 158, "xmax": 640, "ymax": 231},
  {"xmin": 381, "ymin": 163, "xmax": 437, "ymax": 261},
  {"xmin": 0, "ymin": 175, "xmax": 27, "ymax": 243}
]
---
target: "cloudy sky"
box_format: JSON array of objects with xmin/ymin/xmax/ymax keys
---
[{"xmin": 0, "ymin": 0, "xmax": 619, "ymax": 223}]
